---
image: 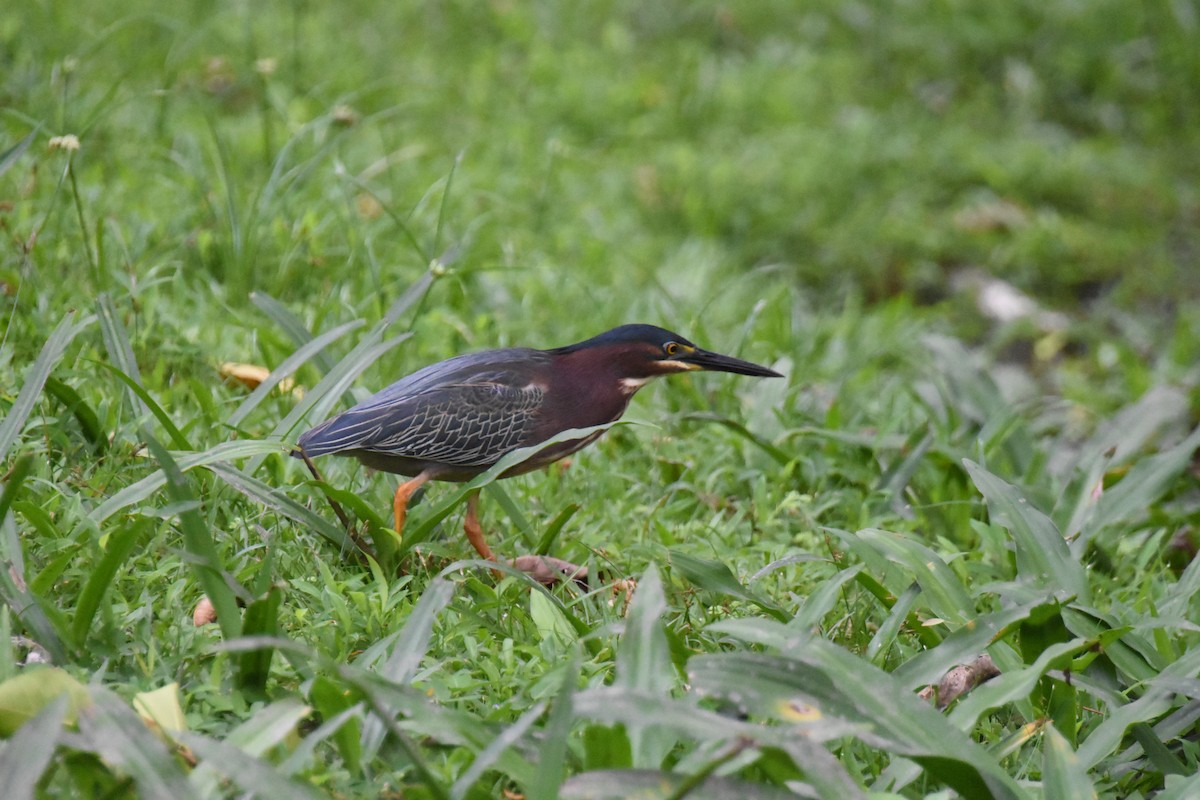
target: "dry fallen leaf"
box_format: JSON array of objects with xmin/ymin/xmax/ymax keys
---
[{"xmin": 218, "ymin": 362, "xmax": 299, "ymax": 396}]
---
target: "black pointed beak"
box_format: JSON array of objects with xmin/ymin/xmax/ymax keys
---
[{"xmin": 683, "ymin": 348, "xmax": 782, "ymax": 377}]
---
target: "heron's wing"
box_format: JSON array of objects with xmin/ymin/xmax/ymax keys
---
[
  {"xmin": 297, "ymin": 359, "xmax": 547, "ymax": 467},
  {"xmin": 364, "ymin": 379, "xmax": 545, "ymax": 466}
]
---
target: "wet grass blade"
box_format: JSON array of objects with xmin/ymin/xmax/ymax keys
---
[{"xmin": 0, "ymin": 310, "xmax": 92, "ymax": 463}]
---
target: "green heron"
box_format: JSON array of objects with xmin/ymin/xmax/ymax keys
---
[{"xmin": 295, "ymin": 324, "xmax": 781, "ymax": 583}]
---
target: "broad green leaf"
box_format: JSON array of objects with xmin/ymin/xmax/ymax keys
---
[
  {"xmin": 571, "ymin": 687, "xmax": 863, "ymax": 796},
  {"xmin": 573, "ymin": 686, "xmax": 860, "ymax": 745},
  {"xmin": 892, "ymin": 598, "xmax": 1050, "ymax": 691},
  {"xmin": 0, "ymin": 695, "xmax": 65, "ymax": 800},
  {"xmin": 0, "ymin": 668, "xmax": 89, "ymax": 736},
  {"xmin": 181, "ymin": 730, "xmax": 323, "ymax": 800},
  {"xmin": 237, "ymin": 585, "xmax": 284, "ymax": 696},
  {"xmin": 856, "ymin": 528, "xmax": 973, "ymax": 624},
  {"xmin": 1076, "ymin": 645, "xmax": 1200, "ymax": 769},
  {"xmin": 43, "ymin": 376, "xmax": 107, "ymax": 453},
  {"xmin": 689, "ymin": 648, "xmax": 1025, "ymax": 800},
  {"xmin": 667, "ymin": 550, "xmax": 789, "ymax": 622},
  {"xmin": 790, "ymin": 563, "xmax": 863, "ymax": 632},
  {"xmin": 964, "ymin": 460, "xmax": 1089, "ymax": 603},
  {"xmin": 1156, "ymin": 774, "xmax": 1200, "ymax": 800},
  {"xmin": 77, "ymin": 687, "xmax": 197, "ymax": 800},
  {"xmin": 530, "ymin": 588, "xmax": 578, "ymax": 646},
  {"xmin": 1041, "ymin": 724, "xmax": 1097, "ymax": 800},
  {"xmin": 614, "ymin": 565, "xmax": 674, "ymax": 769},
  {"xmin": 559, "ymin": 769, "xmax": 802, "ymax": 800},
  {"xmin": 133, "ymin": 683, "xmax": 187, "ymax": 734},
  {"xmin": 1076, "ymin": 424, "xmax": 1200, "ymax": 554},
  {"xmin": 1058, "ymin": 386, "xmax": 1188, "ymax": 537}
]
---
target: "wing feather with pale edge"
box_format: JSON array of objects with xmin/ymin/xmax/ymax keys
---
[{"xmin": 297, "ymin": 350, "xmax": 549, "ymax": 467}]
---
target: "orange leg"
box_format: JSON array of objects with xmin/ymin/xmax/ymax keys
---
[
  {"xmin": 393, "ymin": 470, "xmax": 435, "ymax": 534},
  {"xmin": 460, "ymin": 491, "xmax": 611, "ymax": 594},
  {"xmin": 463, "ymin": 490, "xmax": 496, "ymax": 561}
]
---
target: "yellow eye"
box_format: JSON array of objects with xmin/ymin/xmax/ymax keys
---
[{"xmin": 664, "ymin": 342, "xmax": 679, "ymax": 356}]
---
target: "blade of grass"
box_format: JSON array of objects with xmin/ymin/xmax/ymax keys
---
[
  {"xmin": 964, "ymin": 460, "xmax": 1089, "ymax": 603},
  {"xmin": 1042, "ymin": 724, "xmax": 1097, "ymax": 800},
  {"xmin": 856, "ymin": 528, "xmax": 973, "ymax": 625},
  {"xmin": 0, "ymin": 130, "xmax": 37, "ymax": 178},
  {"xmin": 180, "ymin": 732, "xmax": 325, "ymax": 800},
  {"xmin": 95, "ymin": 293, "xmax": 150, "ymax": 418},
  {"xmin": 71, "ymin": 517, "xmax": 153, "ymax": 647},
  {"xmin": 527, "ymin": 652, "xmax": 578, "ymax": 800},
  {"xmin": 144, "ymin": 436, "xmax": 242, "ymax": 640},
  {"xmin": 0, "ymin": 694, "xmax": 65, "ymax": 799},
  {"xmin": 250, "ymin": 291, "xmax": 335, "ymax": 374},
  {"xmin": 359, "ymin": 576, "xmax": 457, "ymax": 761},
  {"xmin": 93, "ymin": 361, "xmax": 191, "ymax": 450},
  {"xmin": 689, "ymin": 648, "xmax": 1025, "ymax": 800},
  {"xmin": 77, "ymin": 686, "xmax": 197, "ymax": 800},
  {"xmin": 226, "ymin": 319, "xmax": 365, "ymax": 429},
  {"xmin": 450, "ymin": 700, "xmax": 547, "ymax": 800},
  {"xmin": 43, "ymin": 376, "xmax": 108, "ymax": 453},
  {"xmin": 1077, "ymin": 425, "xmax": 1200, "ymax": 554},
  {"xmin": 0, "ymin": 468, "xmax": 66, "ymax": 662},
  {"xmin": 614, "ymin": 566, "xmax": 675, "ymax": 769},
  {"xmin": 237, "ymin": 585, "xmax": 283, "ymax": 697},
  {"xmin": 208, "ymin": 463, "xmax": 361, "ymax": 554},
  {"xmin": 86, "ymin": 440, "xmax": 286, "ymax": 526},
  {"xmin": 0, "ymin": 310, "xmax": 93, "ymax": 464},
  {"xmin": 667, "ymin": 549, "xmax": 789, "ymax": 623}
]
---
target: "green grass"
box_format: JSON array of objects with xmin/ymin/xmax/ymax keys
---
[{"xmin": 3, "ymin": 1, "xmax": 1200, "ymax": 797}]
